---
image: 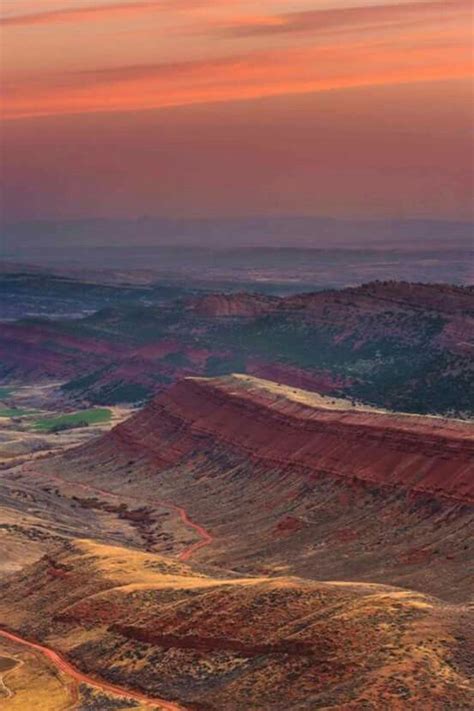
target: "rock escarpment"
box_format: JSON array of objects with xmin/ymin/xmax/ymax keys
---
[
  {"xmin": 55, "ymin": 375, "xmax": 474, "ymax": 600},
  {"xmin": 99, "ymin": 375, "xmax": 474, "ymax": 503}
]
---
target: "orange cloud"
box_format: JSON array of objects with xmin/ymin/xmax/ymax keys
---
[
  {"xmin": 2, "ymin": 0, "xmax": 471, "ymax": 121},
  {"xmin": 3, "ymin": 38, "xmax": 471, "ymax": 120},
  {"xmin": 214, "ymin": 0, "xmax": 471, "ymax": 37},
  {"xmin": 0, "ymin": 0, "xmax": 210, "ymax": 26}
]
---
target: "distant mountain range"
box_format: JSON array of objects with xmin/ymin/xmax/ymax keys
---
[
  {"xmin": 3, "ymin": 215, "xmax": 473, "ymax": 248},
  {"xmin": 1, "ymin": 218, "xmax": 473, "ymax": 292}
]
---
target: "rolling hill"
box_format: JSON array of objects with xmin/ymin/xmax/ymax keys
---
[{"xmin": 1, "ymin": 539, "xmax": 472, "ymax": 710}]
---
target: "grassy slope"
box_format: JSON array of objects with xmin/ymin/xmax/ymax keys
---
[{"xmin": 32, "ymin": 408, "xmax": 112, "ymax": 432}]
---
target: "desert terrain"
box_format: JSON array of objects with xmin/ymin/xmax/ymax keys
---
[
  {"xmin": 0, "ymin": 371, "xmax": 472, "ymax": 709},
  {"xmin": 0, "ymin": 278, "xmax": 472, "ymax": 709}
]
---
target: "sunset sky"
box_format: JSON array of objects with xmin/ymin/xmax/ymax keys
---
[{"xmin": 1, "ymin": 0, "xmax": 473, "ymax": 221}]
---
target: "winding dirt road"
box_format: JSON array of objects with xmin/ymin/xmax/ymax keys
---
[
  {"xmin": 175, "ymin": 506, "xmax": 213, "ymax": 561},
  {"xmin": 23, "ymin": 466, "xmax": 215, "ymax": 560},
  {"xmin": 0, "ymin": 465, "xmax": 215, "ymax": 709},
  {"xmin": 0, "ymin": 629, "xmax": 184, "ymax": 710}
]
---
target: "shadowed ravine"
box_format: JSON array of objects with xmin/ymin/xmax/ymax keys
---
[{"xmin": 21, "ymin": 464, "xmax": 215, "ymax": 560}]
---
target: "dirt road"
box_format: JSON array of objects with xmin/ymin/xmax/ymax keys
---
[
  {"xmin": 0, "ymin": 465, "xmax": 216, "ymax": 708},
  {"xmin": 22, "ymin": 465, "xmax": 214, "ymax": 560},
  {"xmin": 0, "ymin": 628, "xmax": 184, "ymax": 710}
]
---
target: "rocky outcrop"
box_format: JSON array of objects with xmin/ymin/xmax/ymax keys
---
[
  {"xmin": 53, "ymin": 375, "xmax": 473, "ymax": 600},
  {"xmin": 100, "ymin": 375, "xmax": 474, "ymax": 503}
]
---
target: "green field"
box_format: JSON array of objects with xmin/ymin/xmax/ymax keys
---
[
  {"xmin": 0, "ymin": 408, "xmax": 36, "ymax": 418},
  {"xmin": 32, "ymin": 408, "xmax": 113, "ymax": 432}
]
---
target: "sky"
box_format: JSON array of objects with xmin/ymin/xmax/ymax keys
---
[{"xmin": 1, "ymin": 0, "xmax": 473, "ymax": 222}]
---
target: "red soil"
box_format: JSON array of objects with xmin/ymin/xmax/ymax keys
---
[
  {"xmin": 274, "ymin": 516, "xmax": 303, "ymax": 536},
  {"xmin": 0, "ymin": 628, "xmax": 185, "ymax": 710},
  {"xmin": 0, "ymin": 460, "xmax": 216, "ymax": 709},
  {"xmin": 100, "ymin": 377, "xmax": 474, "ymax": 504}
]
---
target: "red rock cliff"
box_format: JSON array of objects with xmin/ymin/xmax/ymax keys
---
[{"xmin": 101, "ymin": 375, "xmax": 474, "ymax": 503}]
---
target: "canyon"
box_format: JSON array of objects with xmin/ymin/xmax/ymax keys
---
[
  {"xmin": 0, "ymin": 278, "xmax": 473, "ymax": 709},
  {"xmin": 0, "ymin": 374, "xmax": 471, "ymax": 708},
  {"xmin": 48, "ymin": 375, "xmax": 474, "ymax": 601}
]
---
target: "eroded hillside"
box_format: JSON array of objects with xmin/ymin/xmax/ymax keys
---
[
  {"xmin": 1, "ymin": 374, "xmax": 473, "ymax": 709},
  {"xmin": 48, "ymin": 375, "xmax": 474, "ymax": 601},
  {"xmin": 1, "ymin": 540, "xmax": 472, "ymax": 710}
]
